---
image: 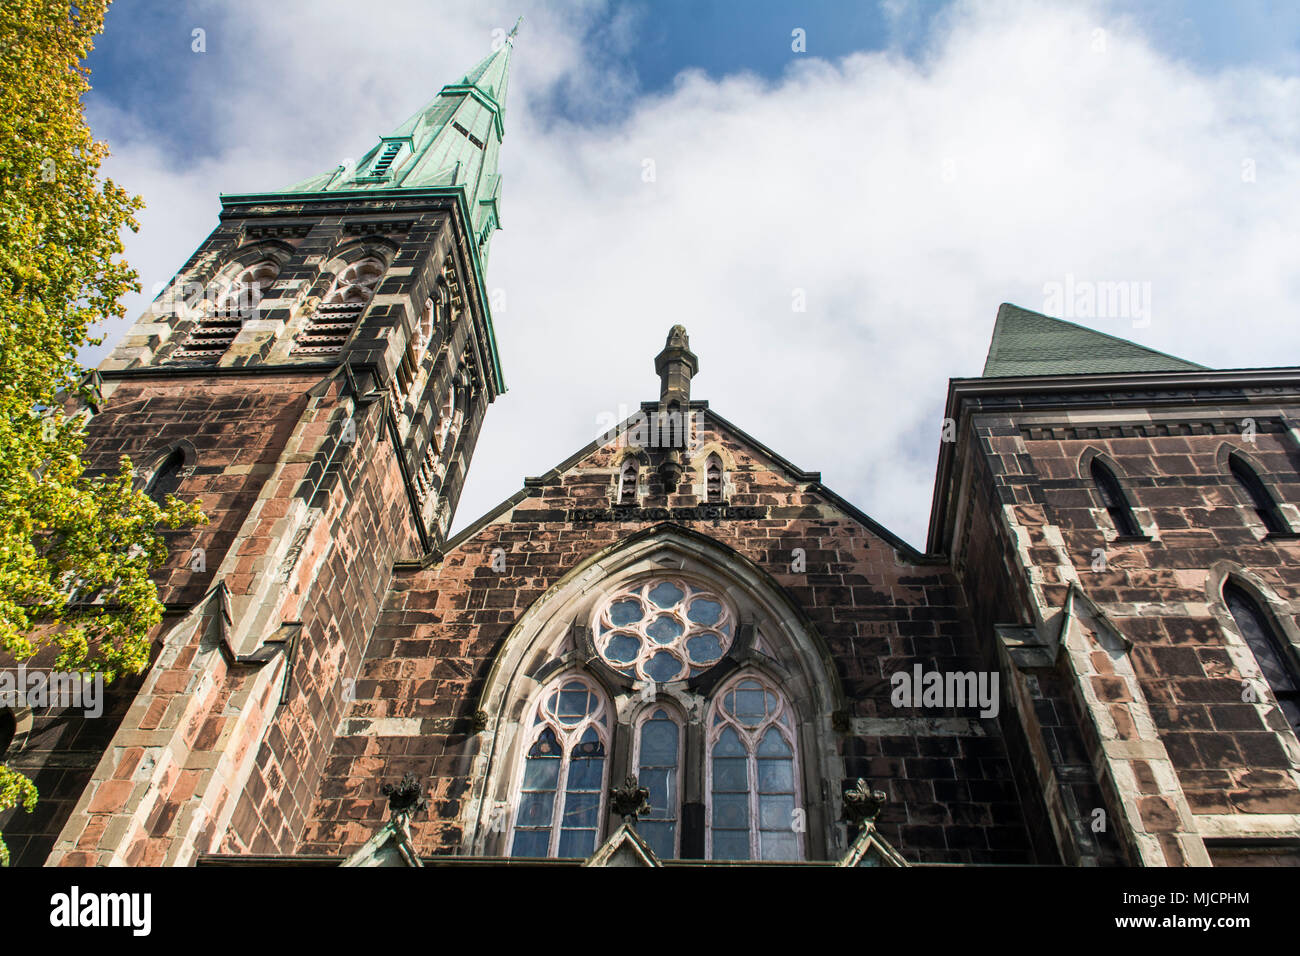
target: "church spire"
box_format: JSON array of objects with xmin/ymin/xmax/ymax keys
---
[{"xmin": 280, "ymin": 24, "xmax": 519, "ymax": 267}]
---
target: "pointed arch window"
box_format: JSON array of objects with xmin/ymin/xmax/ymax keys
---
[
  {"xmin": 619, "ymin": 459, "xmax": 640, "ymax": 505},
  {"xmin": 707, "ymin": 674, "xmax": 802, "ymax": 861},
  {"xmin": 146, "ymin": 449, "xmax": 186, "ymax": 505},
  {"xmin": 705, "ymin": 454, "xmax": 724, "ymax": 503},
  {"xmin": 1229, "ymin": 453, "xmax": 1289, "ymax": 534},
  {"xmin": 509, "ymin": 676, "xmax": 610, "ymax": 858},
  {"xmin": 168, "ymin": 258, "xmax": 280, "ymax": 365},
  {"xmin": 1224, "ymin": 582, "xmax": 1300, "ymax": 733},
  {"xmin": 293, "ymin": 256, "xmax": 386, "ymax": 356},
  {"xmin": 633, "ymin": 707, "xmax": 682, "ymax": 859},
  {"xmin": 1091, "ymin": 458, "xmax": 1141, "ymax": 537}
]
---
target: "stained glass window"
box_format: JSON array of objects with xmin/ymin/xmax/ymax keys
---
[
  {"xmin": 510, "ymin": 676, "xmax": 609, "ymax": 858},
  {"xmin": 707, "ymin": 675, "xmax": 801, "ymax": 861}
]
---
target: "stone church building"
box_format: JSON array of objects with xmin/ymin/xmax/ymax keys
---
[{"xmin": 3, "ymin": 34, "xmax": 1299, "ymax": 868}]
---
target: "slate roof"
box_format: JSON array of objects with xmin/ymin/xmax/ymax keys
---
[{"xmin": 981, "ymin": 303, "xmax": 1205, "ymax": 377}]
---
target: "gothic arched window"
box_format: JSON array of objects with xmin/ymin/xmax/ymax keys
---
[
  {"xmin": 168, "ymin": 258, "xmax": 280, "ymax": 365},
  {"xmin": 707, "ymin": 674, "xmax": 802, "ymax": 861},
  {"xmin": 1229, "ymin": 453, "xmax": 1289, "ymax": 534},
  {"xmin": 705, "ymin": 454, "xmax": 724, "ymax": 503},
  {"xmin": 618, "ymin": 459, "xmax": 639, "ymax": 505},
  {"xmin": 509, "ymin": 675, "xmax": 610, "ymax": 858},
  {"xmin": 1091, "ymin": 458, "xmax": 1141, "ymax": 537},
  {"xmin": 486, "ymin": 548, "xmax": 837, "ymax": 864},
  {"xmin": 1224, "ymin": 582, "xmax": 1300, "ymax": 733},
  {"xmin": 146, "ymin": 449, "xmax": 186, "ymax": 505},
  {"xmin": 633, "ymin": 707, "xmax": 682, "ymax": 859}
]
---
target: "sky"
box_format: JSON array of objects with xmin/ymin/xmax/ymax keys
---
[{"xmin": 81, "ymin": 0, "xmax": 1300, "ymax": 550}]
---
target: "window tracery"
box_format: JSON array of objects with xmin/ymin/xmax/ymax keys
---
[
  {"xmin": 592, "ymin": 578, "xmax": 734, "ymax": 682},
  {"xmin": 509, "ymin": 675, "xmax": 610, "ymax": 858}
]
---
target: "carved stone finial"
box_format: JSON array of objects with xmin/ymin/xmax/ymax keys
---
[
  {"xmin": 469, "ymin": 709, "xmax": 488, "ymax": 733},
  {"xmin": 380, "ymin": 772, "xmax": 429, "ymax": 819},
  {"xmin": 843, "ymin": 778, "xmax": 888, "ymax": 827},
  {"xmin": 609, "ymin": 774, "xmax": 652, "ymax": 825},
  {"xmin": 654, "ymin": 325, "xmax": 699, "ymax": 407}
]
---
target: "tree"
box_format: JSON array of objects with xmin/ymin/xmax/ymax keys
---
[{"xmin": 0, "ymin": 0, "xmax": 205, "ymax": 865}]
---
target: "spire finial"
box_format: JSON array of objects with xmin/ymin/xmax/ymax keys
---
[
  {"xmin": 508, "ymin": 16, "xmax": 522, "ymax": 41},
  {"xmin": 654, "ymin": 325, "xmax": 699, "ymax": 407}
]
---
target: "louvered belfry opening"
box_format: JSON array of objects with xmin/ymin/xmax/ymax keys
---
[
  {"xmin": 293, "ymin": 257, "xmax": 385, "ymax": 357},
  {"xmin": 167, "ymin": 314, "xmax": 244, "ymax": 365}
]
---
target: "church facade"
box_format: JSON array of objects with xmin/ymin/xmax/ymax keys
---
[{"xmin": 3, "ymin": 35, "xmax": 1300, "ymax": 868}]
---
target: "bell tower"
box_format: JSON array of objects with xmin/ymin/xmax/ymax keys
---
[
  {"xmin": 38, "ymin": 33, "xmax": 520, "ymax": 866},
  {"xmin": 99, "ymin": 24, "xmax": 518, "ymax": 550}
]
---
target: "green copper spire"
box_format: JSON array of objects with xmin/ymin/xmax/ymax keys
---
[{"xmin": 282, "ymin": 21, "xmax": 519, "ymax": 269}]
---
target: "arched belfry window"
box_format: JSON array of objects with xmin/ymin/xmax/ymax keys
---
[
  {"xmin": 167, "ymin": 257, "xmax": 280, "ymax": 365},
  {"xmin": 293, "ymin": 255, "xmax": 386, "ymax": 356},
  {"xmin": 707, "ymin": 674, "xmax": 801, "ymax": 861},
  {"xmin": 1224, "ymin": 582, "xmax": 1300, "ymax": 733},
  {"xmin": 618, "ymin": 459, "xmax": 640, "ymax": 505},
  {"xmin": 1229, "ymin": 453, "xmax": 1290, "ymax": 534},
  {"xmin": 1091, "ymin": 458, "xmax": 1141, "ymax": 537},
  {"xmin": 146, "ymin": 449, "xmax": 186, "ymax": 505},
  {"xmin": 509, "ymin": 675, "xmax": 610, "ymax": 858},
  {"xmin": 705, "ymin": 454, "xmax": 724, "ymax": 503}
]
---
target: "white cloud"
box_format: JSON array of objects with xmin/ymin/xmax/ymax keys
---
[{"xmin": 87, "ymin": 0, "xmax": 1300, "ymax": 550}]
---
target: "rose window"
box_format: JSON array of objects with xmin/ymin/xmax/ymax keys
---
[{"xmin": 594, "ymin": 578, "xmax": 734, "ymax": 682}]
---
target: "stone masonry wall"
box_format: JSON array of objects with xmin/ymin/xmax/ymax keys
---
[{"xmin": 300, "ymin": 409, "xmax": 1038, "ymax": 864}]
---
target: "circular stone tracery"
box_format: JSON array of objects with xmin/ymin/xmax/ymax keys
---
[{"xmin": 594, "ymin": 578, "xmax": 734, "ymax": 682}]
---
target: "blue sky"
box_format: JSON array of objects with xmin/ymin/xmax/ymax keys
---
[
  {"xmin": 86, "ymin": 1, "xmax": 1300, "ymax": 149},
  {"xmin": 81, "ymin": 1, "xmax": 1300, "ymax": 548}
]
